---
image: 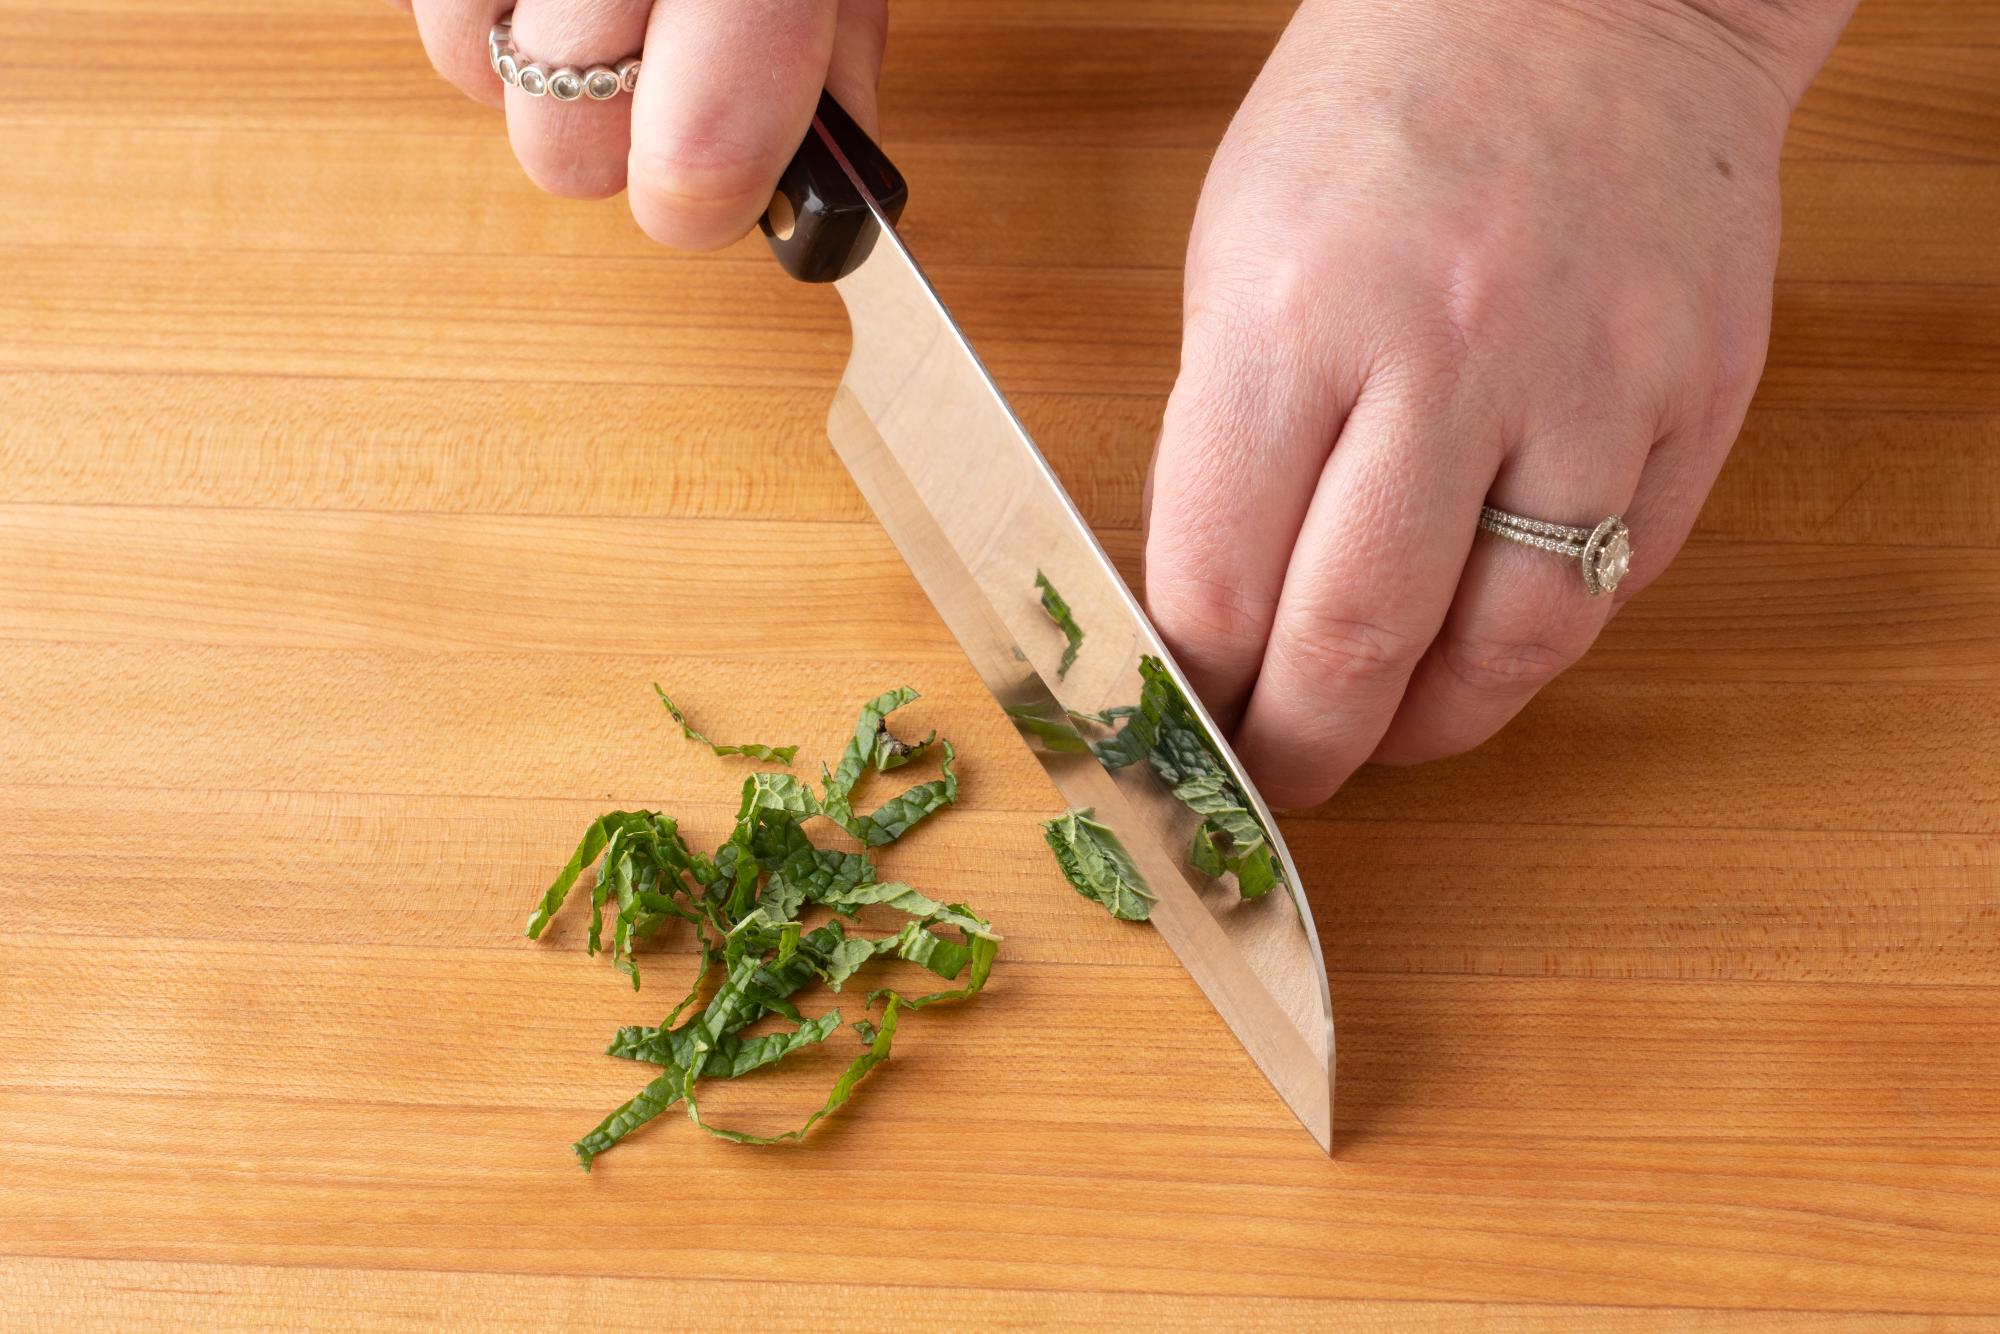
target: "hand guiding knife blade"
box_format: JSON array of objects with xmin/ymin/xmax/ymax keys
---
[{"xmin": 759, "ymin": 94, "xmax": 1336, "ymax": 1152}]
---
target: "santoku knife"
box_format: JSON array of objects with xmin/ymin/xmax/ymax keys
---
[{"xmin": 758, "ymin": 94, "xmax": 1334, "ymax": 1151}]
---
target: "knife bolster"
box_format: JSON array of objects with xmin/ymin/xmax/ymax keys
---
[{"xmin": 762, "ymin": 91, "xmax": 909, "ymax": 283}]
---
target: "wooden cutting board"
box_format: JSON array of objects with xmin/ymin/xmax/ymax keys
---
[{"xmin": 4, "ymin": 0, "xmax": 1998, "ymax": 1326}]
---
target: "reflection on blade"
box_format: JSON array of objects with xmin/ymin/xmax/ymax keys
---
[
  {"xmin": 825, "ymin": 206, "xmax": 1335, "ymax": 1151},
  {"xmin": 1042, "ymin": 807, "xmax": 1158, "ymax": 922},
  {"xmin": 1079, "ymin": 648, "xmax": 1289, "ymax": 901}
]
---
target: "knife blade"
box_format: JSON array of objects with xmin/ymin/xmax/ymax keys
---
[{"xmin": 762, "ymin": 94, "xmax": 1335, "ymax": 1151}]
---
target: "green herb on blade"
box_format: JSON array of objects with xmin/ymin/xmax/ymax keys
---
[
  {"xmin": 1041, "ymin": 808, "xmax": 1156, "ymax": 922},
  {"xmin": 1034, "ymin": 569, "xmax": 1086, "ymax": 678},
  {"xmin": 1069, "ymin": 652, "xmax": 1288, "ymax": 903}
]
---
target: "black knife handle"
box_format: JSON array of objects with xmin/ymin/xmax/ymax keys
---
[{"xmin": 760, "ymin": 91, "xmax": 909, "ymax": 284}]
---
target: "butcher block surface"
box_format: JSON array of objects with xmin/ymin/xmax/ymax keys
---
[{"xmin": 3, "ymin": 0, "xmax": 1999, "ymax": 1326}]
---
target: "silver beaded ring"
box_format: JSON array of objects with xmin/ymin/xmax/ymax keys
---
[{"xmin": 489, "ymin": 17, "xmax": 641, "ymax": 102}]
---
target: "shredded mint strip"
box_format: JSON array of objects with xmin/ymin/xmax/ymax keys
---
[
  {"xmin": 655, "ymin": 684, "xmax": 799, "ymax": 764},
  {"xmin": 526, "ymin": 685, "xmax": 999, "ymax": 1167},
  {"xmin": 1034, "ymin": 570, "xmax": 1085, "ymax": 678},
  {"xmin": 682, "ymin": 998, "xmax": 902, "ymax": 1146}
]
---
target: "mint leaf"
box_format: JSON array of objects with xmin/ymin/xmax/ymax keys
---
[
  {"xmin": 524, "ymin": 812, "xmax": 618, "ymax": 940},
  {"xmin": 576, "ymin": 1009, "xmax": 843, "ymax": 1168},
  {"xmin": 524, "ymin": 811, "xmax": 702, "ymax": 988},
  {"xmin": 1090, "ymin": 659, "xmax": 1174, "ymax": 771},
  {"xmin": 873, "ymin": 931, "xmax": 1000, "ymax": 1010},
  {"xmin": 1171, "ymin": 771, "xmax": 1278, "ymax": 901},
  {"xmin": 820, "ymin": 688, "xmax": 944, "ymax": 837},
  {"xmin": 1005, "ymin": 704, "xmax": 1091, "ymax": 754},
  {"xmin": 824, "ymin": 686, "xmax": 923, "ymax": 806},
  {"xmin": 1041, "ymin": 808, "xmax": 1156, "ymax": 922},
  {"xmin": 815, "ymin": 879, "xmax": 999, "ymax": 942}
]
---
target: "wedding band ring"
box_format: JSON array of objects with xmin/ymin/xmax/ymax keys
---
[
  {"xmin": 1478, "ymin": 507, "xmax": 1633, "ymax": 597},
  {"xmin": 490, "ymin": 17, "xmax": 641, "ymax": 100}
]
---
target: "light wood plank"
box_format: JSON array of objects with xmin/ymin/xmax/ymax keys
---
[
  {"xmin": 3, "ymin": 508, "xmax": 1994, "ymax": 681},
  {"xmin": 5, "ymin": 249, "xmax": 1993, "ymax": 416},
  {"xmin": 5, "ymin": 783, "xmax": 1995, "ymax": 984},
  {"xmin": 12, "ymin": 1259, "xmax": 2000, "ymax": 1332},
  {"xmin": 6, "ymin": 124, "xmax": 1997, "ymax": 284},
  {"xmin": 6, "ymin": 941, "xmax": 2000, "ymax": 1309},
  {"xmin": 5, "ymin": 379, "xmax": 1997, "ymax": 550},
  {"xmin": 0, "ymin": 248, "xmax": 1188, "ymax": 397},
  {"xmin": 1, "ymin": 640, "xmax": 1993, "ymax": 834},
  {"xmin": 1700, "ymin": 411, "xmax": 2000, "ymax": 546},
  {"xmin": 0, "ymin": 374, "xmax": 1159, "ymax": 526}
]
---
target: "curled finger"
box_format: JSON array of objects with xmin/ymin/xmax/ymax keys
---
[{"xmin": 502, "ymin": 0, "xmax": 651, "ymax": 198}]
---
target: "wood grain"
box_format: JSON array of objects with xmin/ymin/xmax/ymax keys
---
[
  {"xmin": 2, "ymin": 0, "xmax": 1997, "ymax": 1326},
  {"xmin": 17, "ymin": 1260, "xmax": 2000, "ymax": 1333}
]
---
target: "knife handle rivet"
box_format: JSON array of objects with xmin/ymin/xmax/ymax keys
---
[{"xmin": 766, "ymin": 191, "xmax": 797, "ymax": 242}]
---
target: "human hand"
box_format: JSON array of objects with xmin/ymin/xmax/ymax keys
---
[
  {"xmin": 1143, "ymin": 0, "xmax": 1849, "ymax": 809},
  {"xmin": 395, "ymin": 0, "xmax": 886, "ymax": 248}
]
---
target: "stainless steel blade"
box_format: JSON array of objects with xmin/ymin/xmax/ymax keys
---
[{"xmin": 821, "ymin": 190, "xmax": 1335, "ymax": 1150}]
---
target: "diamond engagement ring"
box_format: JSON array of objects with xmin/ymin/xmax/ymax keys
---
[
  {"xmin": 1477, "ymin": 507, "xmax": 1633, "ymax": 597},
  {"xmin": 489, "ymin": 16, "xmax": 641, "ymax": 102}
]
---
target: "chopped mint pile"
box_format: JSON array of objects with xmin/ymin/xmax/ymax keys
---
[{"xmin": 526, "ymin": 686, "xmax": 997, "ymax": 1167}]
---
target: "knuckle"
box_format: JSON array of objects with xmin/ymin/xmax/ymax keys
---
[
  {"xmin": 1434, "ymin": 252, "xmax": 1499, "ymax": 358},
  {"xmin": 1440, "ymin": 626, "xmax": 1591, "ymax": 695},
  {"xmin": 1271, "ymin": 606, "xmax": 1427, "ymax": 691},
  {"xmin": 1154, "ymin": 375, "xmax": 1275, "ymax": 503},
  {"xmin": 628, "ymin": 137, "xmax": 775, "ymax": 250},
  {"xmin": 1145, "ymin": 566, "xmax": 1276, "ymax": 664},
  {"xmin": 1185, "ymin": 259, "xmax": 1330, "ymax": 364},
  {"xmin": 1375, "ymin": 303, "xmax": 1486, "ymax": 407},
  {"xmin": 1170, "ymin": 264, "xmax": 1365, "ymax": 471}
]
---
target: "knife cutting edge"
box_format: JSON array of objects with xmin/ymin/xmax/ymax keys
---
[{"xmin": 759, "ymin": 94, "xmax": 1335, "ymax": 1152}]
